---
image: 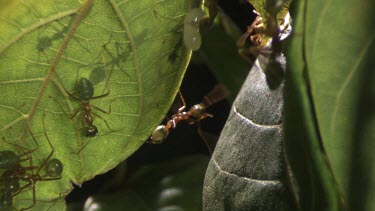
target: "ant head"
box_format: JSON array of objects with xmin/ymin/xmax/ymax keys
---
[
  {"xmin": 0, "ymin": 150, "xmax": 20, "ymax": 170},
  {"xmin": 151, "ymin": 125, "xmax": 169, "ymax": 143},
  {"xmin": 85, "ymin": 125, "xmax": 98, "ymax": 137}
]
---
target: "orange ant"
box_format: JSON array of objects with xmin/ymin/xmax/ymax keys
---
[
  {"xmin": 237, "ymin": 14, "xmax": 265, "ymax": 48},
  {"xmin": 237, "ymin": 7, "xmax": 291, "ymax": 61},
  {"xmin": 149, "ymin": 84, "xmax": 229, "ymax": 150}
]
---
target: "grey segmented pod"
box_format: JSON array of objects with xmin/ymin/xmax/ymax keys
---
[{"xmin": 183, "ymin": 8, "xmax": 205, "ymax": 51}]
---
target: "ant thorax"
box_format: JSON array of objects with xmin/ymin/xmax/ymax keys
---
[{"xmin": 189, "ymin": 104, "xmax": 205, "ymax": 120}]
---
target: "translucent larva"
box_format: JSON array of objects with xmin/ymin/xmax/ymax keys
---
[
  {"xmin": 183, "ymin": 8, "xmax": 205, "ymax": 51},
  {"xmin": 183, "ymin": 24, "xmax": 202, "ymax": 51},
  {"xmin": 184, "ymin": 8, "xmax": 205, "ymax": 27}
]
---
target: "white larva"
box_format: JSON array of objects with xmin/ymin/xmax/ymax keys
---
[{"xmin": 183, "ymin": 8, "xmax": 205, "ymax": 51}]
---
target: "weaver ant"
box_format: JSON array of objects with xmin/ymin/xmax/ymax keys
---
[
  {"xmin": 0, "ymin": 120, "xmax": 63, "ymax": 210},
  {"xmin": 237, "ymin": 7, "xmax": 291, "ymax": 89},
  {"xmin": 237, "ymin": 1, "xmax": 291, "ymax": 58},
  {"xmin": 149, "ymin": 84, "xmax": 228, "ymax": 152},
  {"xmin": 42, "ymin": 40, "xmax": 113, "ymax": 138},
  {"xmin": 61, "ymin": 77, "xmax": 112, "ymax": 137},
  {"xmin": 50, "ymin": 61, "xmax": 113, "ymax": 138}
]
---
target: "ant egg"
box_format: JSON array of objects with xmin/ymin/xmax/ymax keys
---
[{"xmin": 183, "ymin": 8, "xmax": 205, "ymax": 51}]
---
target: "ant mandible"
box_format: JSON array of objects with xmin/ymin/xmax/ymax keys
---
[
  {"xmin": 149, "ymin": 84, "xmax": 229, "ymax": 144},
  {"xmin": 0, "ymin": 120, "xmax": 63, "ymax": 210}
]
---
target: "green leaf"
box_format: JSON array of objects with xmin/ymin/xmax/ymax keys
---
[
  {"xmin": 0, "ymin": 0, "xmax": 193, "ymax": 209},
  {"xmin": 82, "ymin": 155, "xmax": 209, "ymax": 211},
  {"xmin": 285, "ymin": 0, "xmax": 375, "ymax": 209},
  {"xmin": 303, "ymin": 0, "xmax": 375, "ymax": 199},
  {"xmin": 284, "ymin": 1, "xmax": 343, "ymax": 209}
]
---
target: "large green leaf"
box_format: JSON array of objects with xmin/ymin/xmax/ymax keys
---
[
  {"xmin": 0, "ymin": 0, "xmax": 193, "ymax": 209},
  {"xmin": 284, "ymin": 0, "xmax": 343, "ymax": 209},
  {"xmin": 285, "ymin": 0, "xmax": 375, "ymax": 209},
  {"xmin": 303, "ymin": 0, "xmax": 375, "ymax": 198}
]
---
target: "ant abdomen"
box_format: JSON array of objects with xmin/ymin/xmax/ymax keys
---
[
  {"xmin": 0, "ymin": 189, "xmax": 13, "ymax": 208},
  {"xmin": 0, "ymin": 150, "xmax": 19, "ymax": 170},
  {"xmin": 85, "ymin": 125, "xmax": 98, "ymax": 137},
  {"xmin": 46, "ymin": 159, "xmax": 63, "ymax": 177},
  {"xmin": 76, "ymin": 78, "xmax": 95, "ymax": 101},
  {"xmin": 1, "ymin": 175, "xmax": 20, "ymax": 193},
  {"xmin": 189, "ymin": 104, "xmax": 205, "ymax": 121}
]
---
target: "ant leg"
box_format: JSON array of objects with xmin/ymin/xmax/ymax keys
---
[
  {"xmin": 24, "ymin": 122, "xmax": 39, "ymax": 148},
  {"xmin": 236, "ymin": 26, "xmax": 253, "ymax": 48},
  {"xmin": 39, "ymin": 176, "xmax": 61, "ymax": 181},
  {"xmin": 91, "ymin": 112, "xmax": 112, "ymax": 131},
  {"xmin": 36, "ymin": 116, "xmax": 55, "ymax": 175},
  {"xmin": 91, "ymin": 100, "xmax": 113, "ymax": 114},
  {"xmin": 177, "ymin": 90, "xmax": 186, "ymax": 113},
  {"xmin": 1, "ymin": 139, "xmax": 37, "ymax": 161},
  {"xmin": 12, "ymin": 181, "xmax": 32, "ymax": 198},
  {"xmin": 90, "ymin": 91, "xmax": 109, "ymax": 100},
  {"xmin": 197, "ymin": 113, "xmax": 214, "ymax": 122},
  {"xmin": 49, "ymin": 96, "xmax": 81, "ymax": 119},
  {"xmin": 51, "ymin": 68, "xmax": 81, "ymax": 102},
  {"xmin": 197, "ymin": 125, "xmax": 218, "ymax": 155},
  {"xmin": 18, "ymin": 182, "xmax": 36, "ymax": 211},
  {"xmin": 250, "ymin": 34, "xmax": 262, "ymax": 46},
  {"xmin": 76, "ymin": 142, "xmax": 90, "ymax": 154}
]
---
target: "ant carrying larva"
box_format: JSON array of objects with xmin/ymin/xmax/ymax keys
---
[{"xmin": 148, "ymin": 84, "xmax": 229, "ymax": 153}]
